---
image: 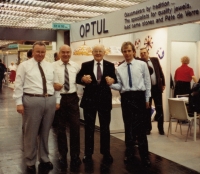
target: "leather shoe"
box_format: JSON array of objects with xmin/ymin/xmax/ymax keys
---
[
  {"xmin": 142, "ymin": 158, "xmax": 151, "ymax": 167},
  {"xmin": 70, "ymin": 156, "xmax": 81, "ymax": 167},
  {"xmin": 159, "ymin": 130, "xmax": 165, "ymax": 135},
  {"xmin": 124, "ymin": 156, "xmax": 134, "ymax": 164},
  {"xmin": 102, "ymin": 154, "xmax": 113, "ymax": 164},
  {"xmin": 26, "ymin": 165, "xmax": 36, "ymax": 173},
  {"xmin": 38, "ymin": 161, "xmax": 53, "ymax": 170},
  {"xmin": 59, "ymin": 157, "xmax": 67, "ymax": 168},
  {"xmin": 83, "ymin": 155, "xmax": 93, "ymax": 164},
  {"xmin": 146, "ymin": 130, "xmax": 151, "ymax": 135}
]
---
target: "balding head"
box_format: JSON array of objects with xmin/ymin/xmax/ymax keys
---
[{"xmin": 59, "ymin": 45, "xmax": 71, "ymax": 64}]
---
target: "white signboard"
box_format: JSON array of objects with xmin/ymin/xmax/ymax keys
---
[{"xmin": 70, "ymin": 0, "xmax": 200, "ymax": 42}]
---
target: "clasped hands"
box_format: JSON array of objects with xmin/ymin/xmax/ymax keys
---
[{"xmin": 81, "ymin": 75, "xmax": 114, "ymax": 85}]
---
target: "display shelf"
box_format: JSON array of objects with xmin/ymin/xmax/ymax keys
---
[{"xmin": 106, "ymin": 53, "xmax": 123, "ymax": 56}]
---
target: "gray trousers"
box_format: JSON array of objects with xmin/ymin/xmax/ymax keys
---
[{"xmin": 23, "ymin": 95, "xmax": 56, "ymax": 166}]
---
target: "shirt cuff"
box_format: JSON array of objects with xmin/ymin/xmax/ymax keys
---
[{"xmin": 16, "ymin": 98, "xmax": 23, "ymax": 105}]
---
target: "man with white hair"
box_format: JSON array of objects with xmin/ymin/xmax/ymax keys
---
[{"xmin": 76, "ymin": 44, "xmax": 117, "ymax": 165}]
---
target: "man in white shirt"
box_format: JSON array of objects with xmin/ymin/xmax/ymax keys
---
[
  {"xmin": 13, "ymin": 41, "xmax": 60, "ymax": 173},
  {"xmin": 53, "ymin": 45, "xmax": 81, "ymax": 170},
  {"xmin": 107, "ymin": 42, "xmax": 151, "ymax": 167}
]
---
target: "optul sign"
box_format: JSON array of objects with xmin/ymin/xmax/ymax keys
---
[{"xmin": 79, "ymin": 18, "xmax": 109, "ymax": 38}]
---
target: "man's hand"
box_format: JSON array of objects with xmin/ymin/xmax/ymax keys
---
[
  {"xmin": 56, "ymin": 103, "xmax": 60, "ymax": 110},
  {"xmin": 54, "ymin": 83, "xmax": 63, "ymax": 91},
  {"xmin": 162, "ymin": 86, "xmax": 165, "ymax": 92},
  {"xmin": 105, "ymin": 76, "xmax": 115, "ymax": 86},
  {"xmin": 81, "ymin": 75, "xmax": 92, "ymax": 84},
  {"xmin": 17, "ymin": 104, "xmax": 24, "ymax": 115},
  {"xmin": 146, "ymin": 102, "xmax": 150, "ymax": 109}
]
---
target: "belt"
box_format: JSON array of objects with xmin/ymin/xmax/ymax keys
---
[
  {"xmin": 24, "ymin": 93, "xmax": 53, "ymax": 97},
  {"xmin": 61, "ymin": 92, "xmax": 76, "ymax": 96}
]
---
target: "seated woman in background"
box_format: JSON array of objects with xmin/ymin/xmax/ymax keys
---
[{"xmin": 174, "ymin": 56, "xmax": 198, "ymax": 97}]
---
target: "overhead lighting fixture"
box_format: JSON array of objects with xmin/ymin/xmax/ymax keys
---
[{"xmin": 73, "ymin": 41, "xmax": 92, "ymax": 56}]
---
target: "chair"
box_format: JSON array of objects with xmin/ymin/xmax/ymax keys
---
[
  {"xmin": 175, "ymin": 94, "xmax": 189, "ymax": 133},
  {"xmin": 167, "ymin": 98, "xmax": 199, "ymax": 141},
  {"xmin": 176, "ymin": 93, "xmax": 189, "ymax": 99}
]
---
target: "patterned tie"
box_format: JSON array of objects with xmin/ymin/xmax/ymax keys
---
[
  {"xmin": 64, "ymin": 63, "xmax": 69, "ymax": 91},
  {"xmin": 127, "ymin": 63, "xmax": 132, "ymax": 88},
  {"xmin": 38, "ymin": 62, "xmax": 47, "ymax": 95},
  {"xmin": 97, "ymin": 63, "xmax": 102, "ymax": 84}
]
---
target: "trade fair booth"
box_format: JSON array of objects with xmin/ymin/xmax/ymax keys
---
[{"xmin": 69, "ymin": 0, "xmax": 200, "ymax": 132}]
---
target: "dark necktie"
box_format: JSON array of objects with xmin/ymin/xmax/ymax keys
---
[
  {"xmin": 97, "ymin": 63, "xmax": 102, "ymax": 84},
  {"xmin": 64, "ymin": 63, "xmax": 69, "ymax": 91},
  {"xmin": 127, "ymin": 63, "xmax": 132, "ymax": 88},
  {"xmin": 38, "ymin": 62, "xmax": 47, "ymax": 95}
]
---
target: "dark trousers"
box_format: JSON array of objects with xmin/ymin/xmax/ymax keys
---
[
  {"xmin": 121, "ymin": 91, "xmax": 149, "ymax": 159},
  {"xmin": 174, "ymin": 81, "xmax": 191, "ymax": 97},
  {"xmin": 83, "ymin": 108, "xmax": 111, "ymax": 155},
  {"xmin": 52, "ymin": 109, "xmax": 60, "ymax": 130},
  {"xmin": 57, "ymin": 93, "xmax": 80, "ymax": 158},
  {"xmin": 147, "ymin": 85, "xmax": 164, "ymax": 132},
  {"xmin": 0, "ymin": 76, "xmax": 3, "ymax": 91}
]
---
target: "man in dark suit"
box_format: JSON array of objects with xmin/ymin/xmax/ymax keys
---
[
  {"xmin": 76, "ymin": 44, "xmax": 117, "ymax": 164},
  {"xmin": 140, "ymin": 48, "xmax": 165, "ymax": 135}
]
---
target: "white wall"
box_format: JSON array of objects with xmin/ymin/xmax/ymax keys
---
[
  {"xmin": 171, "ymin": 42, "xmax": 197, "ymax": 83},
  {"xmin": 7, "ymin": 54, "xmax": 18, "ymax": 67}
]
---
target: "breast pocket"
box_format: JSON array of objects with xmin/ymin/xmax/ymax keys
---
[
  {"xmin": 69, "ymin": 68, "xmax": 77, "ymax": 84},
  {"xmin": 45, "ymin": 70, "xmax": 54, "ymax": 82}
]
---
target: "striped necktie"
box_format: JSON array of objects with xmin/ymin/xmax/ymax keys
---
[
  {"xmin": 38, "ymin": 62, "xmax": 47, "ymax": 95},
  {"xmin": 64, "ymin": 63, "xmax": 69, "ymax": 91}
]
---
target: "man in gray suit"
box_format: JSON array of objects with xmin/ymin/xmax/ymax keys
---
[{"xmin": 13, "ymin": 41, "xmax": 60, "ymax": 173}]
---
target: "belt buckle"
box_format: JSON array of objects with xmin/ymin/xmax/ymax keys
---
[{"xmin": 44, "ymin": 94, "xmax": 49, "ymax": 97}]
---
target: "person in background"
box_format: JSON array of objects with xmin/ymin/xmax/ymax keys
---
[
  {"xmin": 106, "ymin": 42, "xmax": 151, "ymax": 167},
  {"xmin": 8, "ymin": 62, "xmax": 17, "ymax": 71},
  {"xmin": 53, "ymin": 45, "xmax": 81, "ymax": 169},
  {"xmin": 8, "ymin": 62, "xmax": 17, "ymax": 83},
  {"xmin": 76, "ymin": 44, "xmax": 117, "ymax": 165},
  {"xmin": 140, "ymin": 47, "xmax": 165, "ymax": 135},
  {"xmin": 54, "ymin": 52, "xmax": 60, "ymax": 61},
  {"xmin": 13, "ymin": 41, "xmax": 60, "ymax": 173},
  {"xmin": 27, "ymin": 49, "xmax": 33, "ymax": 59},
  {"xmin": 0, "ymin": 59, "xmax": 6, "ymax": 92},
  {"xmin": 174, "ymin": 56, "xmax": 197, "ymax": 97}
]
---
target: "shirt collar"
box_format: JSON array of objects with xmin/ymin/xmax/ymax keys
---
[
  {"xmin": 94, "ymin": 59, "xmax": 103, "ymax": 65},
  {"xmin": 32, "ymin": 58, "xmax": 44, "ymax": 65},
  {"xmin": 59, "ymin": 59, "xmax": 72, "ymax": 66}
]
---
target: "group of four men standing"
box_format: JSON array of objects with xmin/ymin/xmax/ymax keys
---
[{"xmin": 13, "ymin": 41, "xmax": 165, "ymax": 173}]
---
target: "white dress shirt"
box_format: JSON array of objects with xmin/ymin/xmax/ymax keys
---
[
  {"xmin": 111, "ymin": 58, "xmax": 151, "ymax": 102},
  {"xmin": 13, "ymin": 58, "xmax": 60, "ymax": 105},
  {"xmin": 53, "ymin": 59, "xmax": 80, "ymax": 94},
  {"xmin": 147, "ymin": 58, "xmax": 156, "ymax": 85}
]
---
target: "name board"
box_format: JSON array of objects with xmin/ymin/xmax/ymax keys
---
[
  {"xmin": 70, "ymin": 0, "xmax": 200, "ymax": 42},
  {"xmin": 52, "ymin": 23, "xmax": 70, "ymax": 30},
  {"xmin": 8, "ymin": 44, "xmax": 18, "ymax": 49}
]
